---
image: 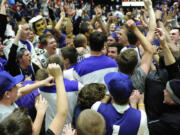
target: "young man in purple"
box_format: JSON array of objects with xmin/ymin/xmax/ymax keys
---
[
  {"xmin": 73, "ymin": 31, "xmax": 118, "ymax": 85},
  {"xmin": 92, "ymin": 72, "xmax": 149, "ymax": 135}
]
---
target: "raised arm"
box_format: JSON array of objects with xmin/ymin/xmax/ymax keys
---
[
  {"xmin": 0, "ymin": 0, "xmax": 6, "ymax": 15},
  {"xmin": 54, "ymin": 9, "xmax": 65, "ymax": 38},
  {"xmin": 155, "ymin": 28, "xmax": 176, "ymax": 66},
  {"xmin": 5, "ymin": 26, "xmax": 22, "ymax": 73},
  {"xmin": 155, "ymin": 10, "xmax": 179, "ymax": 53},
  {"xmin": 32, "ymin": 95, "xmax": 48, "ymax": 135},
  {"xmin": 96, "ymin": 8, "xmax": 108, "ymax": 36},
  {"xmin": 48, "ymin": 63, "xmax": 68, "ymax": 135},
  {"xmin": 17, "ymin": 76, "xmax": 54, "ymax": 99},
  {"xmin": 13, "ymin": 25, "xmax": 22, "ymax": 45},
  {"xmin": 144, "ymin": 0, "xmax": 156, "ymax": 43},
  {"xmin": 93, "ymin": 7, "xmax": 108, "ymax": 36},
  {"xmin": 125, "ymin": 20, "xmax": 153, "ymax": 75}
]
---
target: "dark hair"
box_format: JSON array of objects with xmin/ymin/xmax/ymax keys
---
[
  {"xmin": 89, "ymin": 32, "xmax": 106, "ymax": 51},
  {"xmin": 108, "ymin": 42, "xmax": 124, "ymax": 54},
  {"xmin": 126, "ymin": 30, "xmax": 138, "ymax": 45},
  {"xmin": 80, "ymin": 22, "xmax": 90, "ymax": 34},
  {"xmin": 0, "ymin": 91, "xmax": 5, "ymax": 100},
  {"xmin": 39, "ymin": 34, "xmax": 55, "ymax": 47},
  {"xmin": 114, "ymin": 98, "xmax": 129, "ymax": 105},
  {"xmin": 78, "ymin": 83, "xmax": 106, "ymax": 110},
  {"xmin": 0, "ymin": 108, "xmax": 32, "ymax": 135},
  {"xmin": 171, "ymin": 27, "xmax": 180, "ymax": 32},
  {"xmin": 117, "ymin": 49, "xmax": 138, "ymax": 74},
  {"xmin": 47, "ymin": 54, "xmax": 64, "ymax": 71},
  {"xmin": 61, "ymin": 46, "xmax": 78, "ymax": 65}
]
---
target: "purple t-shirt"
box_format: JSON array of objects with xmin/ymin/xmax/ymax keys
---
[{"xmin": 15, "ymin": 80, "xmax": 39, "ymax": 120}]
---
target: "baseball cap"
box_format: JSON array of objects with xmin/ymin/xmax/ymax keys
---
[
  {"xmin": 166, "ymin": 79, "xmax": 180, "ymax": 104},
  {"xmin": 0, "ymin": 71, "xmax": 24, "ymax": 95},
  {"xmin": 104, "ymin": 72, "xmax": 133, "ymax": 101}
]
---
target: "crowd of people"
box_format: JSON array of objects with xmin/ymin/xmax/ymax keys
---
[{"xmin": 0, "ymin": 0, "xmax": 180, "ymax": 134}]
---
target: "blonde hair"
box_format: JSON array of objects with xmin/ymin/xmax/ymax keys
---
[{"xmin": 76, "ymin": 109, "xmax": 106, "ymax": 135}]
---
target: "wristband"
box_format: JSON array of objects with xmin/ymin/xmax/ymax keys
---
[{"xmin": 138, "ymin": 103, "xmax": 145, "ymax": 106}]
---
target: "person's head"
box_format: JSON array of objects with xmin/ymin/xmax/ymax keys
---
[
  {"xmin": 27, "ymin": 30, "xmax": 35, "ymax": 42},
  {"xmin": 35, "ymin": 68, "xmax": 49, "ymax": 81},
  {"xmin": 48, "ymin": 54, "xmax": 64, "ymax": 71},
  {"xmin": 170, "ymin": 28, "xmax": 180, "ymax": 44},
  {"xmin": 29, "ymin": 15, "xmax": 47, "ymax": 36},
  {"xmin": 164, "ymin": 79, "xmax": 180, "ymax": 105},
  {"xmin": 78, "ymin": 83, "xmax": 106, "ymax": 110},
  {"xmin": 104, "ymin": 72, "xmax": 133, "ymax": 105},
  {"xmin": 76, "ymin": 109, "xmax": 106, "ymax": 135},
  {"xmin": 0, "ymin": 71, "xmax": 23, "ymax": 102},
  {"xmin": 80, "ymin": 22, "xmax": 94, "ymax": 39},
  {"xmin": 61, "ymin": 46, "xmax": 78, "ymax": 68},
  {"xmin": 42, "ymin": 34, "xmax": 57, "ymax": 56},
  {"xmin": 126, "ymin": 29, "xmax": 138, "ymax": 46},
  {"xmin": 114, "ymin": 28, "xmax": 129, "ymax": 46},
  {"xmin": 89, "ymin": 31, "xmax": 106, "ymax": 51},
  {"xmin": 73, "ymin": 34, "xmax": 87, "ymax": 48},
  {"xmin": 0, "ymin": 108, "xmax": 32, "ymax": 135},
  {"xmin": 117, "ymin": 49, "xmax": 138, "ymax": 75},
  {"xmin": 108, "ymin": 43, "xmax": 123, "ymax": 59},
  {"xmin": 66, "ymin": 36, "xmax": 74, "ymax": 47},
  {"xmin": 110, "ymin": 23, "xmax": 116, "ymax": 33},
  {"xmin": 107, "ymin": 33, "xmax": 118, "ymax": 46},
  {"xmin": 17, "ymin": 48, "xmax": 31, "ymax": 69},
  {"xmin": 18, "ymin": 22, "xmax": 31, "ymax": 41}
]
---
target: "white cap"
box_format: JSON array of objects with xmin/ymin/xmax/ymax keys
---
[{"xmin": 29, "ymin": 15, "xmax": 43, "ymax": 28}]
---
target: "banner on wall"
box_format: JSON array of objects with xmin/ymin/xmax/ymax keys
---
[{"xmin": 122, "ymin": 0, "xmax": 144, "ymax": 6}]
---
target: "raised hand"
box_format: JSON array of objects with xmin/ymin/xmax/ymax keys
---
[
  {"xmin": 48, "ymin": 63, "xmax": 63, "ymax": 79},
  {"xmin": 35, "ymin": 95, "xmax": 48, "ymax": 115},
  {"xmin": 1, "ymin": 0, "xmax": 8, "ymax": 5},
  {"xmin": 60, "ymin": 10, "xmax": 65, "ymax": 19},
  {"xmin": 129, "ymin": 90, "xmax": 141, "ymax": 106},
  {"xmin": 143, "ymin": 0, "xmax": 152, "ymax": 9},
  {"xmin": 125, "ymin": 19, "xmax": 136, "ymax": 31},
  {"xmin": 41, "ymin": 76, "xmax": 54, "ymax": 87},
  {"xmin": 95, "ymin": 7, "xmax": 102, "ymax": 21},
  {"xmin": 65, "ymin": 124, "xmax": 76, "ymax": 135},
  {"xmin": 155, "ymin": 10, "xmax": 162, "ymax": 19},
  {"xmin": 155, "ymin": 28, "xmax": 166, "ymax": 45}
]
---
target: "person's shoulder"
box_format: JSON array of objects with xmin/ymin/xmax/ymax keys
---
[
  {"xmin": 91, "ymin": 101, "xmax": 102, "ymax": 111},
  {"xmin": 74, "ymin": 56, "xmax": 93, "ymax": 68},
  {"xmin": 133, "ymin": 67, "xmax": 146, "ymax": 77}
]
